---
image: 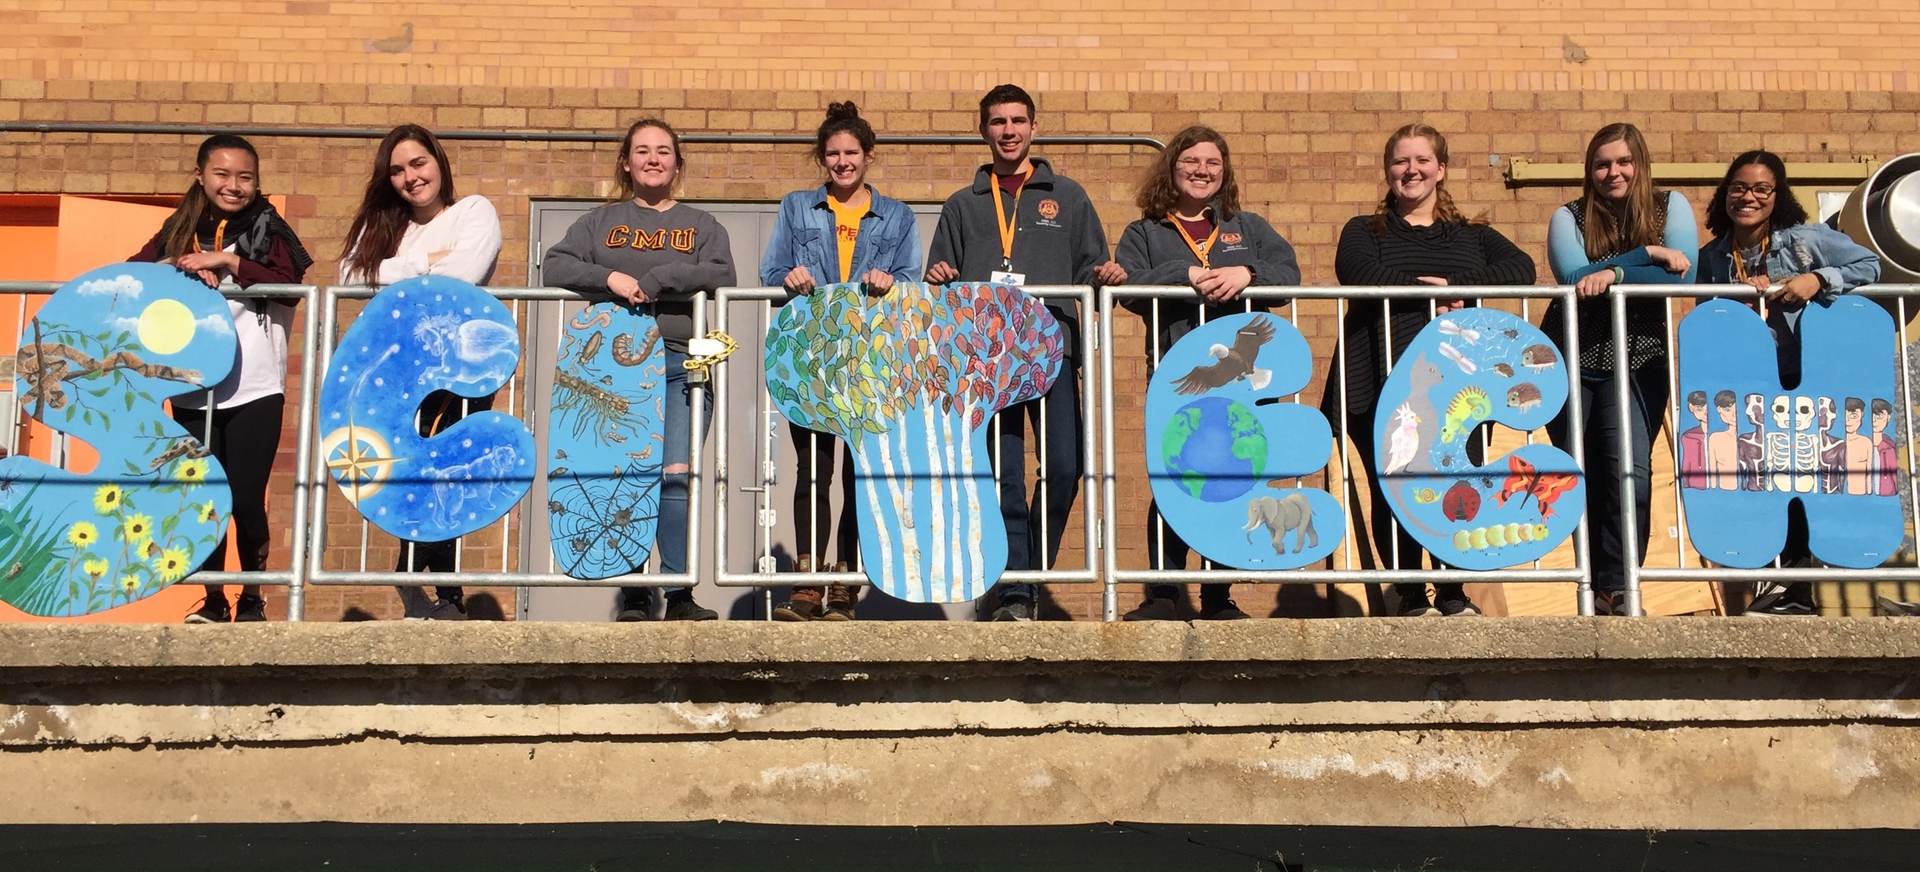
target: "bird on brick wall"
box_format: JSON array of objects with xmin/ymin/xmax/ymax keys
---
[{"xmin": 365, "ymin": 23, "xmax": 414, "ymax": 54}]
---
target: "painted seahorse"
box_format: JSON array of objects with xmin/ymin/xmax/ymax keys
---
[
  {"xmin": 1439, "ymin": 385, "xmax": 1492, "ymax": 444},
  {"xmin": 611, "ymin": 327, "xmax": 661, "ymax": 367},
  {"xmin": 1451, "ymin": 522, "xmax": 1550, "ymax": 552}
]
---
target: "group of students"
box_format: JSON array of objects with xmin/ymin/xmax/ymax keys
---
[{"xmin": 127, "ymin": 82, "xmax": 1879, "ymax": 624}]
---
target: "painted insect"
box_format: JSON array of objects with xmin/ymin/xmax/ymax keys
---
[
  {"xmin": 1506, "ymin": 382, "xmax": 1542, "ymax": 412},
  {"xmin": 1441, "ymin": 481, "xmax": 1480, "ymax": 522},
  {"xmin": 1495, "ymin": 454, "xmax": 1579, "ymax": 519},
  {"xmin": 1437, "ymin": 319, "xmax": 1481, "ymax": 345},
  {"xmin": 1439, "ymin": 385, "xmax": 1493, "ymax": 444},
  {"xmin": 1451, "ymin": 522, "xmax": 1551, "ymax": 552},
  {"xmin": 1436, "ymin": 342, "xmax": 1478, "ymax": 375},
  {"xmin": 1520, "ymin": 344, "xmax": 1559, "ymax": 371}
]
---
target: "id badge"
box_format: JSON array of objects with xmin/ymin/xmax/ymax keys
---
[{"xmin": 989, "ymin": 270, "xmax": 1026, "ymax": 286}]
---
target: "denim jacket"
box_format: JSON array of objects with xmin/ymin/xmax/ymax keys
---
[
  {"xmin": 758, "ymin": 184, "xmax": 923, "ymax": 288},
  {"xmin": 1698, "ymin": 221, "xmax": 1881, "ymax": 383}
]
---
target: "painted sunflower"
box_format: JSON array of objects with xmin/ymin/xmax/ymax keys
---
[
  {"xmin": 196, "ymin": 501, "xmax": 219, "ymax": 524},
  {"xmin": 81, "ymin": 557, "xmax": 109, "ymax": 579},
  {"xmin": 154, "ymin": 547, "xmax": 192, "ymax": 583},
  {"xmin": 67, "ymin": 521, "xmax": 99, "ymax": 549},
  {"xmin": 92, "ymin": 484, "xmax": 124, "ymax": 515},
  {"xmin": 121, "ymin": 513, "xmax": 153, "ymax": 545},
  {"xmin": 176, "ymin": 458, "xmax": 209, "ymax": 485}
]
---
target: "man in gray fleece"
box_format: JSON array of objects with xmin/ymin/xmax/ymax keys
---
[{"xmin": 926, "ymin": 83, "xmax": 1113, "ymax": 622}]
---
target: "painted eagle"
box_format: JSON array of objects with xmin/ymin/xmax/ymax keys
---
[{"xmin": 1173, "ymin": 316, "xmax": 1275, "ymax": 395}]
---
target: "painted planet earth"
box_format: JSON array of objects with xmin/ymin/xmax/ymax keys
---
[{"xmin": 1161, "ymin": 395, "xmax": 1268, "ymax": 503}]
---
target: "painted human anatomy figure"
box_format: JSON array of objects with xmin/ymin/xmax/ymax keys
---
[
  {"xmin": 1738, "ymin": 392, "xmax": 1766, "ymax": 492},
  {"xmin": 1790, "ymin": 395, "xmax": 1817, "ymax": 494}
]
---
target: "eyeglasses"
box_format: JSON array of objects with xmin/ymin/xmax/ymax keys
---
[
  {"xmin": 1176, "ymin": 157, "xmax": 1224, "ymax": 171},
  {"xmin": 1726, "ymin": 183, "xmax": 1776, "ymax": 199}
]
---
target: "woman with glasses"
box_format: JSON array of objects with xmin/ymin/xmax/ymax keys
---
[
  {"xmin": 1538, "ymin": 122, "xmax": 1697, "ymax": 615},
  {"xmin": 1097, "ymin": 124, "xmax": 1301, "ymax": 621},
  {"xmin": 1698, "ymin": 149, "xmax": 1879, "ymax": 617}
]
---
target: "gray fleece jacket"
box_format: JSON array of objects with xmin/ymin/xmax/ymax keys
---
[{"xmin": 925, "ymin": 157, "xmax": 1108, "ymax": 322}]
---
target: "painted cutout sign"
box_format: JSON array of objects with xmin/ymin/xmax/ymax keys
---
[
  {"xmin": 1372, "ymin": 307, "xmax": 1585, "ymax": 569},
  {"xmin": 546, "ymin": 303, "xmax": 665, "ymax": 579},
  {"xmin": 318, "ymin": 276, "xmax": 535, "ymax": 542},
  {"xmin": 1676, "ymin": 297, "xmax": 1902, "ymax": 568},
  {"xmin": 0, "ymin": 263, "xmax": 236, "ymax": 616},
  {"xmin": 766, "ymin": 282, "xmax": 1064, "ymax": 603},
  {"xmin": 1144, "ymin": 312, "xmax": 1344, "ymax": 569}
]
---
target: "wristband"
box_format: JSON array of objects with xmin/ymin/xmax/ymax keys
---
[{"xmin": 1612, "ymin": 266, "xmax": 1625, "ymax": 284}]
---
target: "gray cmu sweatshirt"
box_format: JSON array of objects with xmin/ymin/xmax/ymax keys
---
[{"xmin": 541, "ymin": 200, "xmax": 736, "ymax": 351}]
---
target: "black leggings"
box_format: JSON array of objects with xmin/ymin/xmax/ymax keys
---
[
  {"xmin": 393, "ymin": 390, "xmax": 496, "ymax": 601},
  {"xmin": 170, "ymin": 394, "xmax": 284, "ymax": 595},
  {"xmin": 788, "ymin": 422, "xmax": 858, "ymax": 567}
]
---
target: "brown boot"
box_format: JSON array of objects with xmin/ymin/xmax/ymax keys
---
[
  {"xmin": 822, "ymin": 570, "xmax": 856, "ymax": 621},
  {"xmin": 774, "ymin": 585, "xmax": 824, "ymax": 621}
]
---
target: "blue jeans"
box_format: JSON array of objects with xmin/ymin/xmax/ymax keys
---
[
  {"xmin": 1546, "ymin": 366, "xmax": 1668, "ymax": 595},
  {"xmin": 621, "ymin": 347, "xmax": 709, "ymax": 609}
]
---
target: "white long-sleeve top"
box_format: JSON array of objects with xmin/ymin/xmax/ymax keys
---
[{"xmin": 339, "ymin": 194, "xmax": 503, "ymax": 286}]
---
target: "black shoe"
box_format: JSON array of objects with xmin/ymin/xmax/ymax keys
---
[
  {"xmin": 1122, "ymin": 597, "xmax": 1179, "ymax": 622},
  {"xmin": 424, "ymin": 597, "xmax": 467, "ymax": 621},
  {"xmin": 615, "ymin": 607, "xmax": 653, "ymax": 622},
  {"xmin": 1396, "ymin": 592, "xmax": 1439, "ymax": 617},
  {"xmin": 233, "ymin": 594, "xmax": 268, "ymax": 623},
  {"xmin": 1199, "ymin": 598, "xmax": 1251, "ymax": 621},
  {"xmin": 989, "ymin": 599, "xmax": 1036, "ymax": 622},
  {"xmin": 1875, "ymin": 595, "xmax": 1920, "ymax": 617},
  {"xmin": 185, "ymin": 596, "xmax": 230, "ymax": 624},
  {"xmin": 1743, "ymin": 590, "xmax": 1817, "ymax": 617},
  {"xmin": 616, "ymin": 588, "xmax": 656, "ymax": 622},
  {"xmin": 663, "ymin": 593, "xmax": 718, "ymax": 621},
  {"xmin": 1593, "ymin": 590, "xmax": 1629, "ymax": 617},
  {"xmin": 1436, "ymin": 595, "xmax": 1481, "ymax": 617}
]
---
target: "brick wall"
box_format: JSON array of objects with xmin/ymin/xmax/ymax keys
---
[{"xmin": 5, "ymin": 1, "xmax": 1920, "ymax": 619}]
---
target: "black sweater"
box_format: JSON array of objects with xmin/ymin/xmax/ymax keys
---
[{"xmin": 1323, "ymin": 211, "xmax": 1536, "ymax": 424}]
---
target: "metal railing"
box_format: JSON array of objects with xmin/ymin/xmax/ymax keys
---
[
  {"xmin": 300, "ymin": 286, "xmax": 712, "ymax": 617},
  {"xmin": 1612, "ymin": 284, "xmax": 1920, "ymax": 607},
  {"xmin": 0, "ymin": 281, "xmax": 320, "ymax": 611},
  {"xmin": 9, "ymin": 278, "xmax": 1916, "ymax": 621},
  {"xmin": 1101, "ymin": 286, "xmax": 1594, "ymax": 619},
  {"xmin": 710, "ymin": 285, "xmax": 1102, "ymax": 610}
]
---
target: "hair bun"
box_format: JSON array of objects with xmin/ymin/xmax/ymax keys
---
[{"xmin": 825, "ymin": 101, "xmax": 860, "ymax": 122}]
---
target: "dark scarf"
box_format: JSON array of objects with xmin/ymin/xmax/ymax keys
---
[{"xmin": 188, "ymin": 196, "xmax": 315, "ymax": 276}]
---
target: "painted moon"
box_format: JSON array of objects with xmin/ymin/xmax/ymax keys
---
[{"xmin": 137, "ymin": 298, "xmax": 196, "ymax": 355}]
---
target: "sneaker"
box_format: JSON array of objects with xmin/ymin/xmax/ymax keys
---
[
  {"xmin": 184, "ymin": 596, "xmax": 230, "ymax": 624},
  {"xmin": 233, "ymin": 594, "xmax": 268, "ymax": 623},
  {"xmin": 663, "ymin": 593, "xmax": 719, "ymax": 622},
  {"xmin": 989, "ymin": 599, "xmax": 1036, "ymax": 622},
  {"xmin": 424, "ymin": 597, "xmax": 467, "ymax": 621},
  {"xmin": 1199, "ymin": 598, "xmax": 1251, "ymax": 621},
  {"xmin": 615, "ymin": 607, "xmax": 653, "ymax": 622},
  {"xmin": 773, "ymin": 586, "xmax": 824, "ymax": 622},
  {"xmin": 1874, "ymin": 595, "xmax": 1920, "ymax": 617},
  {"xmin": 1122, "ymin": 597, "xmax": 1179, "ymax": 622},
  {"xmin": 1436, "ymin": 595, "xmax": 1481, "ymax": 617},
  {"xmin": 821, "ymin": 581, "xmax": 856, "ymax": 622},
  {"xmin": 1743, "ymin": 590, "xmax": 1817, "ymax": 617},
  {"xmin": 1396, "ymin": 593, "xmax": 1440, "ymax": 617},
  {"xmin": 1593, "ymin": 590, "xmax": 1629, "ymax": 617}
]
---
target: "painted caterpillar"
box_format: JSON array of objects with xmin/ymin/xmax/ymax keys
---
[{"xmin": 1450, "ymin": 522, "xmax": 1551, "ymax": 552}]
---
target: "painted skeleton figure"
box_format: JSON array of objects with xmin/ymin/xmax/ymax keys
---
[
  {"xmin": 1765, "ymin": 394, "xmax": 1794, "ymax": 492},
  {"xmin": 1791, "ymin": 395, "xmax": 1817, "ymax": 494}
]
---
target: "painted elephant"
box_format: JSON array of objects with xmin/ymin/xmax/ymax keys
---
[{"xmin": 1244, "ymin": 492, "xmax": 1317, "ymax": 554}]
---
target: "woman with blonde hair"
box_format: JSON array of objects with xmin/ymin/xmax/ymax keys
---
[{"xmin": 1322, "ymin": 123, "xmax": 1535, "ymax": 617}]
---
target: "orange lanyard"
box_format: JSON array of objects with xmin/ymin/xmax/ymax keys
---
[
  {"xmin": 1732, "ymin": 235, "xmax": 1769, "ymax": 283},
  {"xmin": 191, "ymin": 218, "xmax": 229, "ymax": 254},
  {"xmin": 1171, "ymin": 214, "xmax": 1220, "ymax": 269},
  {"xmin": 989, "ymin": 168, "xmax": 1032, "ymax": 270}
]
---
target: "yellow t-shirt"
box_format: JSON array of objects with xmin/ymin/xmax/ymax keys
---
[{"xmin": 828, "ymin": 196, "xmax": 863, "ymax": 283}]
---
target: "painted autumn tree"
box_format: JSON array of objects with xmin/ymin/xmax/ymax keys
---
[{"xmin": 765, "ymin": 281, "xmax": 1064, "ymax": 603}]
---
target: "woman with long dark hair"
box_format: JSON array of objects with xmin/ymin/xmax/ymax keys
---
[
  {"xmin": 1322, "ymin": 123, "xmax": 1535, "ymax": 618},
  {"xmin": 758, "ymin": 101, "xmax": 923, "ymax": 621},
  {"xmin": 340, "ymin": 124, "xmax": 504, "ymax": 620},
  {"xmin": 1100, "ymin": 124, "xmax": 1301, "ymax": 621},
  {"xmin": 130, "ymin": 134, "xmax": 313, "ymax": 623},
  {"xmin": 1699, "ymin": 149, "xmax": 1880, "ymax": 617},
  {"xmin": 1539, "ymin": 122, "xmax": 1697, "ymax": 615}
]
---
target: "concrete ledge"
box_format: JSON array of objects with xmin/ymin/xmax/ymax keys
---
[
  {"xmin": 4, "ymin": 619, "xmax": 1918, "ymax": 830},
  {"xmin": 3, "ymin": 617, "xmax": 1917, "ymax": 670}
]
